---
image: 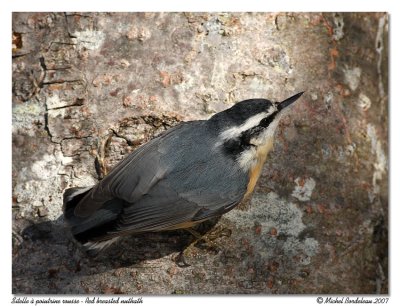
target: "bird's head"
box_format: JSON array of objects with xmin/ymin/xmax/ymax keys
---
[{"xmin": 209, "ymin": 92, "xmax": 304, "ymax": 170}]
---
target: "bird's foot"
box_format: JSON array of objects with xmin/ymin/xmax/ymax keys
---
[
  {"xmin": 174, "ymin": 236, "xmax": 201, "ymax": 268},
  {"xmin": 204, "ymin": 226, "xmax": 232, "ymax": 242},
  {"xmin": 174, "ymin": 250, "xmax": 192, "ymax": 268},
  {"xmin": 174, "ymin": 226, "xmax": 232, "ymax": 267}
]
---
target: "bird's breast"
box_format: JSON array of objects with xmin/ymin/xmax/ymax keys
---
[{"xmin": 244, "ymin": 138, "xmax": 274, "ymax": 199}]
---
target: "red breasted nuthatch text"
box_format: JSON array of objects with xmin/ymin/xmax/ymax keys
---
[{"xmin": 63, "ymin": 92, "xmax": 304, "ymax": 253}]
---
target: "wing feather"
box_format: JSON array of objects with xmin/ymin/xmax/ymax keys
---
[{"xmin": 74, "ymin": 123, "xmax": 188, "ymax": 217}]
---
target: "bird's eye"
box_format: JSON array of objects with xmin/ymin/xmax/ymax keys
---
[
  {"xmin": 260, "ymin": 112, "xmax": 277, "ymax": 127},
  {"xmin": 260, "ymin": 117, "xmax": 270, "ymax": 126}
]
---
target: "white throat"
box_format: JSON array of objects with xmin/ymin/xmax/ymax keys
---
[{"xmin": 237, "ymin": 111, "xmax": 283, "ymax": 171}]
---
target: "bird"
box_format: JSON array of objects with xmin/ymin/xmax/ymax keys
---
[{"xmin": 63, "ymin": 92, "xmax": 304, "ymax": 254}]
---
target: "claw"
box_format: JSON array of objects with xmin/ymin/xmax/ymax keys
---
[
  {"xmin": 173, "ymin": 226, "xmax": 232, "ymax": 266},
  {"xmin": 174, "ymin": 251, "xmax": 191, "ymax": 268}
]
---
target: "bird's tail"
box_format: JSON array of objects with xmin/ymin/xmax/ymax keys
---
[
  {"xmin": 63, "ymin": 186, "xmax": 93, "ymax": 218},
  {"xmin": 63, "ymin": 186, "xmax": 121, "ymax": 255}
]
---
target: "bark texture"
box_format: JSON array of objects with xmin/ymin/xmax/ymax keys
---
[{"xmin": 12, "ymin": 12, "xmax": 388, "ymax": 294}]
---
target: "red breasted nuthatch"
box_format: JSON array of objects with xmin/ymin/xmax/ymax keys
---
[{"xmin": 63, "ymin": 92, "xmax": 304, "ymax": 253}]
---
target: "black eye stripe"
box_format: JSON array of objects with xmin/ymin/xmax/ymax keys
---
[
  {"xmin": 223, "ymin": 111, "xmax": 278, "ymax": 157},
  {"xmin": 260, "ymin": 111, "xmax": 278, "ymax": 127}
]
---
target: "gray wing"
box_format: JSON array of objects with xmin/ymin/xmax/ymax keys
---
[
  {"xmin": 74, "ymin": 123, "xmax": 189, "ymax": 217},
  {"xmin": 109, "ymin": 155, "xmax": 246, "ymax": 236},
  {"xmin": 74, "ymin": 121, "xmax": 247, "ymax": 237}
]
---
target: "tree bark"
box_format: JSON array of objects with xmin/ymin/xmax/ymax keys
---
[{"xmin": 12, "ymin": 12, "xmax": 388, "ymax": 294}]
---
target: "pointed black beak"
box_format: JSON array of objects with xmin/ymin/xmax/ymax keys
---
[{"xmin": 277, "ymin": 91, "xmax": 304, "ymax": 111}]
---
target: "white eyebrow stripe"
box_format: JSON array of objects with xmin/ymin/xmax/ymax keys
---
[
  {"xmin": 220, "ymin": 112, "xmax": 266, "ymax": 140},
  {"xmin": 219, "ymin": 105, "xmax": 277, "ymax": 140}
]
